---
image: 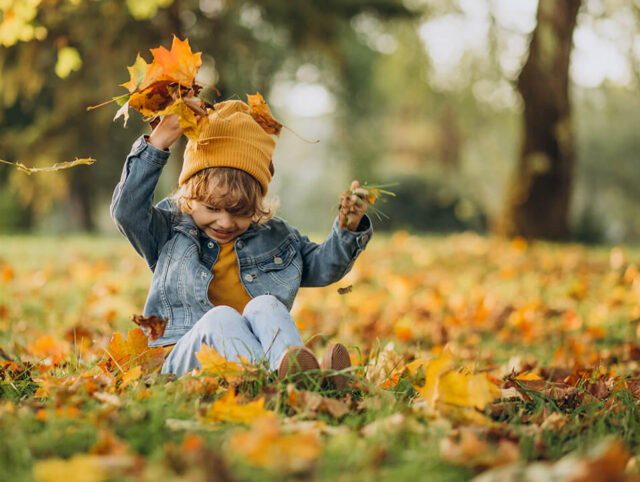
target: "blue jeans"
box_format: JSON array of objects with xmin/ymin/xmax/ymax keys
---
[{"xmin": 161, "ymin": 295, "xmax": 304, "ymax": 377}]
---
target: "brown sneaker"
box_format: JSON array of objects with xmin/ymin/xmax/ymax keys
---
[
  {"xmin": 277, "ymin": 346, "xmax": 320, "ymax": 381},
  {"xmin": 321, "ymin": 343, "xmax": 351, "ymax": 389}
]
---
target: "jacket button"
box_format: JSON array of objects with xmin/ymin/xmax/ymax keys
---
[
  {"xmin": 201, "ymin": 271, "xmax": 207, "ymax": 278},
  {"xmin": 273, "ymin": 256, "xmax": 283, "ymax": 265},
  {"xmin": 237, "ymin": 241, "xmax": 245, "ymax": 249},
  {"xmin": 244, "ymin": 273, "xmax": 254, "ymax": 282},
  {"xmin": 361, "ymin": 234, "xmax": 369, "ymax": 243},
  {"xmin": 208, "ymin": 241, "xmax": 214, "ymax": 248},
  {"xmin": 190, "ymin": 229, "xmax": 197, "ymax": 235}
]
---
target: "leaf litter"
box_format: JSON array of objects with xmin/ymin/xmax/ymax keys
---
[{"xmin": 1, "ymin": 234, "xmax": 640, "ymax": 480}]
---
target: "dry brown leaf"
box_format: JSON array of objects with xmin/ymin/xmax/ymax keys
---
[
  {"xmin": 131, "ymin": 314, "xmax": 167, "ymax": 341},
  {"xmin": 0, "ymin": 158, "xmax": 95, "ymax": 174},
  {"xmin": 247, "ymin": 92, "xmax": 282, "ymax": 136}
]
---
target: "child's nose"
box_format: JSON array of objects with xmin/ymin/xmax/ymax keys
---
[{"xmin": 218, "ymin": 211, "xmax": 235, "ymax": 229}]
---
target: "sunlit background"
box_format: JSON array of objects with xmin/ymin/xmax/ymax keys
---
[{"xmin": 0, "ymin": 0, "xmax": 638, "ymax": 241}]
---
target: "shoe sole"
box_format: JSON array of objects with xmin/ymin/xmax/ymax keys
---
[
  {"xmin": 277, "ymin": 346, "xmax": 320, "ymax": 381},
  {"xmin": 322, "ymin": 343, "xmax": 351, "ymax": 389}
]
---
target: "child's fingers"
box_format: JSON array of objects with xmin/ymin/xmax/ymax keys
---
[{"xmin": 184, "ymin": 97, "xmax": 207, "ymax": 116}]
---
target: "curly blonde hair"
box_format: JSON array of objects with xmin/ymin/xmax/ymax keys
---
[{"xmin": 172, "ymin": 167, "xmax": 277, "ymax": 224}]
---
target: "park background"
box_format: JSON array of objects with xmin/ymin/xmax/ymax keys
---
[
  {"xmin": 2, "ymin": 1, "xmax": 640, "ymax": 481},
  {"xmin": 1, "ymin": 0, "xmax": 639, "ymax": 242}
]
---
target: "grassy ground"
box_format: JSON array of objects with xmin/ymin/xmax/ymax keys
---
[{"xmin": 1, "ymin": 233, "xmax": 640, "ymax": 481}]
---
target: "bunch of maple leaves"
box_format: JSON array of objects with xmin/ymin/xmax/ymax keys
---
[{"xmin": 91, "ymin": 35, "xmax": 282, "ymax": 141}]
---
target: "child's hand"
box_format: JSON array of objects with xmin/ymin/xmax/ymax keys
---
[
  {"xmin": 339, "ymin": 180, "xmax": 368, "ymax": 232},
  {"xmin": 148, "ymin": 97, "xmax": 205, "ymax": 150}
]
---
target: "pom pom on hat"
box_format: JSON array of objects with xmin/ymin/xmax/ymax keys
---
[{"xmin": 179, "ymin": 98, "xmax": 277, "ymax": 194}]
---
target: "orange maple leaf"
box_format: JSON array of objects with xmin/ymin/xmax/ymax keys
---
[
  {"xmin": 99, "ymin": 328, "xmax": 166, "ymax": 375},
  {"xmin": 247, "ymin": 92, "xmax": 282, "ymax": 137},
  {"xmin": 140, "ymin": 35, "xmax": 202, "ymax": 91}
]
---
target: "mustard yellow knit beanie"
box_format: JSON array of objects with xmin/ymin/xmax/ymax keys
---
[{"xmin": 179, "ymin": 100, "xmax": 276, "ymax": 193}]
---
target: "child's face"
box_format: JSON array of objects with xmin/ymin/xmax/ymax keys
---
[{"xmin": 189, "ymin": 200, "xmax": 252, "ymax": 244}]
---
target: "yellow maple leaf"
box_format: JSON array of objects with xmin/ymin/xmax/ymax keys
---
[
  {"xmin": 195, "ymin": 343, "xmax": 242, "ymax": 383},
  {"xmin": 406, "ymin": 348, "xmax": 455, "ymax": 406},
  {"xmin": 119, "ymin": 365, "xmax": 142, "ymax": 391},
  {"xmin": 407, "ymin": 349, "xmax": 499, "ymax": 411},
  {"xmin": 156, "ymin": 98, "xmax": 201, "ymax": 140},
  {"xmin": 437, "ymin": 371, "xmax": 501, "ymax": 410},
  {"xmin": 204, "ymin": 389, "xmax": 273, "ymax": 424}
]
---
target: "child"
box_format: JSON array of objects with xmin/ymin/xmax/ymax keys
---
[{"xmin": 111, "ymin": 99, "xmax": 372, "ymax": 384}]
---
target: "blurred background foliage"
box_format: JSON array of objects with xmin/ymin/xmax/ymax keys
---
[{"xmin": 0, "ymin": 0, "xmax": 639, "ymax": 242}]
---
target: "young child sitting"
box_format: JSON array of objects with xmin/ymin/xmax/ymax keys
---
[{"xmin": 111, "ymin": 99, "xmax": 372, "ymax": 385}]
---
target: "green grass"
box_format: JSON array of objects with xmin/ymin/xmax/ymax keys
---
[{"xmin": 1, "ymin": 234, "xmax": 640, "ymax": 481}]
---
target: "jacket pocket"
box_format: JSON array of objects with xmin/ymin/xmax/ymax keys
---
[{"xmin": 255, "ymin": 243, "xmax": 301, "ymax": 287}]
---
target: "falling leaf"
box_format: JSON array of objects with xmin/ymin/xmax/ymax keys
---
[
  {"xmin": 131, "ymin": 314, "xmax": 167, "ymax": 341},
  {"xmin": 337, "ymin": 285, "xmax": 353, "ymax": 295},
  {"xmin": 247, "ymin": 92, "xmax": 282, "ymax": 136},
  {"xmin": 204, "ymin": 389, "xmax": 273, "ymax": 424},
  {"xmin": 0, "ymin": 158, "xmax": 95, "ymax": 174}
]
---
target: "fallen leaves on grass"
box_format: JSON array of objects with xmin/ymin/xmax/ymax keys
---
[
  {"xmin": 286, "ymin": 384, "xmax": 350, "ymax": 419},
  {"xmin": 204, "ymin": 388, "xmax": 273, "ymax": 424},
  {"xmin": 229, "ymin": 415, "xmax": 321, "ymax": 471},
  {"xmin": 195, "ymin": 342, "xmax": 243, "ymax": 384},
  {"xmin": 98, "ymin": 328, "xmax": 166, "ymax": 377}
]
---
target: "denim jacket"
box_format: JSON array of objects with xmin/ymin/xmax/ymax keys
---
[{"xmin": 111, "ymin": 136, "xmax": 373, "ymax": 347}]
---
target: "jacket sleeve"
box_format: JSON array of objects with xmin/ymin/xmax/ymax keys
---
[
  {"xmin": 295, "ymin": 215, "xmax": 373, "ymax": 287},
  {"xmin": 110, "ymin": 135, "xmax": 173, "ymax": 270}
]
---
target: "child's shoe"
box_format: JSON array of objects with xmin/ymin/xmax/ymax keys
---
[
  {"xmin": 321, "ymin": 343, "xmax": 351, "ymax": 389},
  {"xmin": 277, "ymin": 346, "xmax": 320, "ymax": 381}
]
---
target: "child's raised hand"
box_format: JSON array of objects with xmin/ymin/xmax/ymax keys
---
[
  {"xmin": 148, "ymin": 114, "xmax": 183, "ymax": 150},
  {"xmin": 148, "ymin": 97, "xmax": 205, "ymax": 150},
  {"xmin": 339, "ymin": 180, "xmax": 369, "ymax": 232}
]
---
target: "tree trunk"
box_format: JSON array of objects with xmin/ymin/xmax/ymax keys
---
[{"xmin": 503, "ymin": 0, "xmax": 582, "ymax": 239}]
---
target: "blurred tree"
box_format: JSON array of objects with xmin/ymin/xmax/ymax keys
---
[
  {"xmin": 0, "ymin": 0, "xmax": 414, "ymax": 231},
  {"xmin": 502, "ymin": 0, "xmax": 582, "ymax": 239}
]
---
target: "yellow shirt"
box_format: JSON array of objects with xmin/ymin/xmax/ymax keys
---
[{"xmin": 208, "ymin": 242, "xmax": 252, "ymax": 313}]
